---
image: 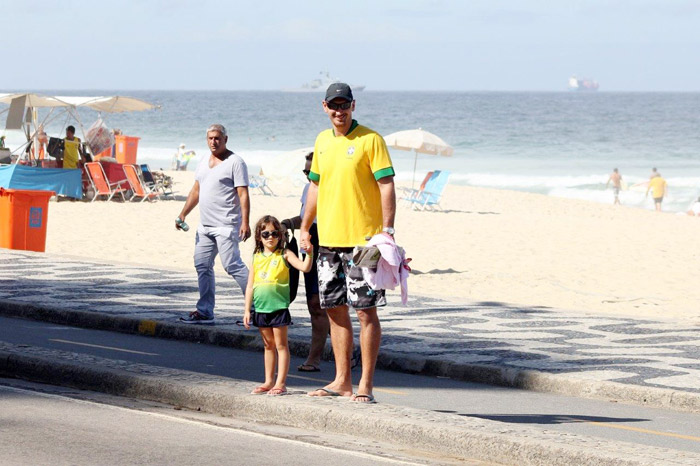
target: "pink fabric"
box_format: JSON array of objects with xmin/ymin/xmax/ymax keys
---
[{"xmin": 362, "ymin": 234, "xmax": 410, "ymax": 305}]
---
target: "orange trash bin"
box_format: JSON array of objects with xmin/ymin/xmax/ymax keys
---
[
  {"xmin": 94, "ymin": 147, "xmax": 112, "ymax": 160},
  {"xmin": 114, "ymin": 135, "xmax": 140, "ymax": 164},
  {"xmin": 0, "ymin": 188, "xmax": 55, "ymax": 252}
]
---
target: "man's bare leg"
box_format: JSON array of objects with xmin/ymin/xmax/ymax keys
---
[
  {"xmin": 301, "ymin": 294, "xmax": 329, "ymax": 369},
  {"xmin": 308, "ymin": 304, "xmax": 353, "ymax": 397},
  {"xmin": 353, "ymin": 307, "xmax": 381, "ymax": 401}
]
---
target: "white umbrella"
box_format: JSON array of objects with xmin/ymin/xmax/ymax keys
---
[
  {"xmin": 261, "ymin": 146, "xmax": 314, "ymax": 180},
  {"xmin": 383, "ymin": 128, "xmax": 453, "ymax": 188},
  {"xmin": 55, "ymin": 95, "xmax": 158, "ymax": 113}
]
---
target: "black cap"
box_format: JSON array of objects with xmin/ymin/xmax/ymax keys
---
[{"xmin": 325, "ymin": 83, "xmax": 353, "ymax": 102}]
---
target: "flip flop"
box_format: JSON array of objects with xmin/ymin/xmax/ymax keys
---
[
  {"xmin": 350, "ymin": 393, "xmax": 376, "ymax": 404},
  {"xmin": 268, "ymin": 388, "xmax": 288, "ymax": 396},
  {"xmin": 297, "ymin": 364, "xmax": 321, "ymax": 372},
  {"xmin": 251, "ymin": 386, "xmax": 271, "ymax": 395},
  {"xmin": 308, "ymin": 387, "xmax": 342, "ymax": 397}
]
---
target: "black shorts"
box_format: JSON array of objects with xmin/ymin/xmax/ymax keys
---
[
  {"xmin": 252, "ymin": 308, "xmax": 291, "ymax": 328},
  {"xmin": 317, "ymin": 246, "xmax": 386, "ymax": 310},
  {"xmin": 654, "ymin": 197, "xmax": 663, "ymax": 203},
  {"xmin": 303, "ymin": 223, "xmax": 320, "ymax": 298}
]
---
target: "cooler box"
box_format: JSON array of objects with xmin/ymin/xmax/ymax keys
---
[
  {"xmin": 114, "ymin": 135, "xmax": 140, "ymax": 164},
  {"xmin": 0, "ymin": 188, "xmax": 55, "ymax": 252}
]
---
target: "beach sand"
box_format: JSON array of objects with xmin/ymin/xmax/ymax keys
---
[{"xmin": 45, "ymin": 170, "xmax": 700, "ymax": 326}]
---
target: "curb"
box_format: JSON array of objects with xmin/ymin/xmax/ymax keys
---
[
  {"xmin": 1, "ymin": 299, "xmax": 699, "ymax": 414},
  {"xmin": 1, "ymin": 343, "xmax": 695, "ymax": 466}
]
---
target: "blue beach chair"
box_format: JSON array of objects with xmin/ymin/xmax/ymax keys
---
[
  {"xmin": 249, "ymin": 174, "xmax": 274, "ymax": 196},
  {"xmin": 407, "ymin": 170, "xmax": 450, "ymax": 211},
  {"xmin": 398, "ymin": 170, "xmax": 439, "ymax": 206},
  {"xmin": 140, "ymin": 164, "xmax": 173, "ymax": 196}
]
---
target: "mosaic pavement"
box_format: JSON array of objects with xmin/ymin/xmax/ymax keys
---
[{"xmin": 0, "ymin": 250, "xmax": 698, "ymax": 394}]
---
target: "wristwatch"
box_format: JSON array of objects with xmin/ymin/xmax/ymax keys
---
[{"xmin": 382, "ymin": 227, "xmax": 395, "ymax": 236}]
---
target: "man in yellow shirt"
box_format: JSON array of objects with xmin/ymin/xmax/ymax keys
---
[
  {"xmin": 301, "ymin": 83, "xmax": 396, "ymax": 403},
  {"xmin": 62, "ymin": 125, "xmax": 83, "ymax": 169},
  {"xmin": 646, "ymin": 173, "xmax": 667, "ymax": 212}
]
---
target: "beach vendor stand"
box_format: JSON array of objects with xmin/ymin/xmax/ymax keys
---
[{"xmin": 0, "ymin": 93, "xmax": 158, "ymax": 198}]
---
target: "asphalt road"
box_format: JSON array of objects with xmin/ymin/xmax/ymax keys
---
[
  {"xmin": 1, "ymin": 316, "xmax": 699, "ymax": 454},
  {"xmin": 0, "ymin": 380, "xmax": 478, "ymax": 465}
]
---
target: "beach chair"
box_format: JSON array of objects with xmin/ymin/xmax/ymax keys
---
[
  {"xmin": 407, "ymin": 170, "xmax": 450, "ymax": 211},
  {"xmin": 84, "ymin": 162, "xmax": 127, "ymax": 202},
  {"xmin": 140, "ymin": 164, "xmax": 173, "ymax": 196},
  {"xmin": 123, "ymin": 164, "xmax": 160, "ymax": 202},
  {"xmin": 398, "ymin": 170, "xmax": 437, "ymax": 206},
  {"xmin": 249, "ymin": 174, "xmax": 274, "ymax": 196}
]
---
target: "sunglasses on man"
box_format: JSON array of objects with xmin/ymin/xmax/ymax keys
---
[{"xmin": 326, "ymin": 101, "xmax": 352, "ymax": 111}]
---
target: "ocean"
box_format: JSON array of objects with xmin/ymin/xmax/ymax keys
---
[{"xmin": 4, "ymin": 90, "xmax": 700, "ymax": 212}]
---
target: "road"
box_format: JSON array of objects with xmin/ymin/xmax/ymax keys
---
[
  {"xmin": 1, "ymin": 316, "xmax": 699, "ymax": 455},
  {"xmin": 0, "ymin": 380, "xmax": 480, "ymax": 465}
]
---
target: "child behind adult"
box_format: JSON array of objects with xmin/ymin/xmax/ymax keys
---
[{"xmin": 244, "ymin": 215, "xmax": 313, "ymax": 396}]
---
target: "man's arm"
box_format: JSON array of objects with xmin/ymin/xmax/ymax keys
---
[
  {"xmin": 378, "ymin": 176, "xmax": 396, "ymax": 232},
  {"xmin": 300, "ymin": 181, "xmax": 318, "ymax": 251},
  {"xmin": 176, "ymin": 181, "xmax": 200, "ymax": 228},
  {"xmin": 237, "ymin": 186, "xmax": 251, "ymax": 241}
]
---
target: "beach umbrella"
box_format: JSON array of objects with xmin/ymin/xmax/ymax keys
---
[
  {"xmin": 261, "ymin": 146, "xmax": 314, "ymax": 180},
  {"xmin": 383, "ymin": 128, "xmax": 453, "ymax": 188},
  {"xmin": 55, "ymin": 95, "xmax": 158, "ymax": 113}
]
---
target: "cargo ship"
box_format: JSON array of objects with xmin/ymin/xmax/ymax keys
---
[
  {"xmin": 283, "ymin": 71, "xmax": 365, "ymax": 92},
  {"xmin": 568, "ymin": 76, "xmax": 599, "ymax": 91}
]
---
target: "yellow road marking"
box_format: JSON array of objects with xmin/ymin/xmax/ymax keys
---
[
  {"xmin": 286, "ymin": 374, "xmax": 407, "ymax": 395},
  {"xmin": 561, "ymin": 417, "xmax": 700, "ymax": 442},
  {"xmin": 585, "ymin": 421, "xmax": 700, "ymax": 442},
  {"xmin": 48, "ymin": 339, "xmax": 159, "ymax": 356},
  {"xmin": 138, "ymin": 320, "xmax": 157, "ymax": 336}
]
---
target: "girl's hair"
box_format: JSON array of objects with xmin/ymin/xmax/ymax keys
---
[{"xmin": 253, "ymin": 215, "xmax": 285, "ymax": 253}]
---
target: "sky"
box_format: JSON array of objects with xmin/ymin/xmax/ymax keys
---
[{"xmin": 3, "ymin": 0, "xmax": 700, "ymax": 91}]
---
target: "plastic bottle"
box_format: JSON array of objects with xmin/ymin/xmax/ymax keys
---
[{"xmin": 175, "ymin": 218, "xmax": 190, "ymax": 232}]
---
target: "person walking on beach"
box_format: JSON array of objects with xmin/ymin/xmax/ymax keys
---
[
  {"xmin": 646, "ymin": 173, "xmax": 667, "ymax": 212},
  {"xmin": 176, "ymin": 124, "xmax": 251, "ymax": 324},
  {"xmin": 281, "ymin": 151, "xmax": 330, "ymax": 372},
  {"xmin": 244, "ymin": 215, "xmax": 313, "ymax": 396},
  {"xmin": 301, "ymin": 83, "xmax": 396, "ymax": 403},
  {"xmin": 606, "ymin": 168, "xmax": 623, "ymax": 205}
]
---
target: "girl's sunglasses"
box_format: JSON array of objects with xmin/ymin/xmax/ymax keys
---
[
  {"xmin": 261, "ymin": 230, "xmax": 280, "ymax": 239},
  {"xmin": 326, "ymin": 101, "xmax": 352, "ymax": 111}
]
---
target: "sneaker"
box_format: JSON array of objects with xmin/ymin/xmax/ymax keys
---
[{"xmin": 179, "ymin": 311, "xmax": 215, "ymax": 325}]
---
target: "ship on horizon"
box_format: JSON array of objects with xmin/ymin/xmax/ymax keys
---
[
  {"xmin": 568, "ymin": 75, "xmax": 599, "ymax": 91},
  {"xmin": 282, "ymin": 71, "xmax": 365, "ymax": 93}
]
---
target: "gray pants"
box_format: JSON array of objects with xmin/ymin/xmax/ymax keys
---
[{"xmin": 194, "ymin": 225, "xmax": 249, "ymax": 318}]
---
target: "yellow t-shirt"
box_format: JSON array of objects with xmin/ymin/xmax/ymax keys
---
[
  {"xmin": 63, "ymin": 137, "xmax": 81, "ymax": 169},
  {"xmin": 309, "ymin": 120, "xmax": 394, "ymax": 247},
  {"xmin": 649, "ymin": 177, "xmax": 667, "ymax": 198}
]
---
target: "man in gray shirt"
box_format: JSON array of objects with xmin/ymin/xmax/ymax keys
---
[{"xmin": 176, "ymin": 124, "xmax": 251, "ymax": 324}]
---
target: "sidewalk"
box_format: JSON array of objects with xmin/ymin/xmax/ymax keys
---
[{"xmin": 1, "ymin": 249, "xmax": 698, "ymax": 412}]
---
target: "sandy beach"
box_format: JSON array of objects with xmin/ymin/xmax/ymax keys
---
[{"xmin": 45, "ymin": 170, "xmax": 700, "ymax": 326}]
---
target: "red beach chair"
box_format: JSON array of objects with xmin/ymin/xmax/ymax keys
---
[
  {"xmin": 84, "ymin": 162, "xmax": 126, "ymax": 202},
  {"xmin": 123, "ymin": 164, "xmax": 160, "ymax": 202}
]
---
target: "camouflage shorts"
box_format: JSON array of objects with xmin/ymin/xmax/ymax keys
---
[{"xmin": 317, "ymin": 247, "xmax": 386, "ymax": 310}]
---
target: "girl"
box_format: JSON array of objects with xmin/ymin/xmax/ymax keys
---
[{"xmin": 244, "ymin": 215, "xmax": 312, "ymax": 396}]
